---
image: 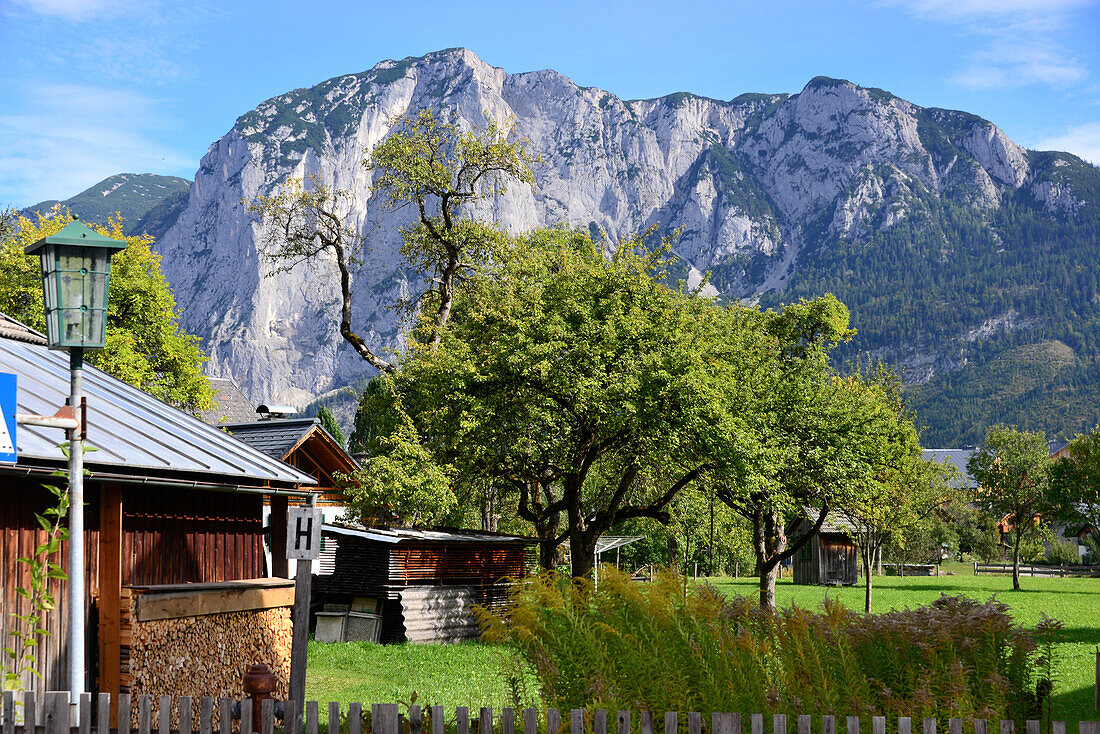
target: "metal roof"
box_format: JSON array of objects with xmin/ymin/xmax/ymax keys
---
[
  {"xmin": 0, "ymin": 329, "xmax": 317, "ymax": 488},
  {"xmin": 222, "ymin": 418, "xmax": 321, "ymax": 460},
  {"xmin": 323, "ymin": 523, "xmax": 535, "ymax": 545},
  {"xmin": 922, "ymin": 448, "xmax": 977, "ymax": 488}
]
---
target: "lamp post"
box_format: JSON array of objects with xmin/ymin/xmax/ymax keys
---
[{"xmin": 25, "ymin": 216, "xmax": 126, "ymax": 698}]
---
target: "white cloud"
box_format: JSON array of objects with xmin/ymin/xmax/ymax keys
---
[
  {"xmin": 901, "ymin": 0, "xmax": 1092, "ymax": 20},
  {"xmin": 887, "ymin": 0, "xmax": 1096, "ymax": 92},
  {"xmin": 1035, "ymin": 122, "xmax": 1100, "ymax": 165},
  {"xmin": 7, "ymin": 0, "xmax": 137, "ymax": 21},
  {"xmin": 951, "ymin": 41, "xmax": 1087, "ymax": 90},
  {"xmin": 0, "ymin": 84, "xmax": 194, "ymax": 207}
]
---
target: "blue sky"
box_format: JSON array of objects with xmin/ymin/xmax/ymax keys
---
[{"xmin": 0, "ymin": 0, "xmax": 1098, "ymax": 208}]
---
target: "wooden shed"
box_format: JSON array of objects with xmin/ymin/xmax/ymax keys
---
[
  {"xmin": 0, "ymin": 315, "xmax": 316, "ymax": 705},
  {"xmin": 220, "ymin": 417, "xmax": 360, "ymax": 577},
  {"xmin": 791, "ymin": 514, "xmax": 858, "ymax": 586},
  {"xmin": 313, "ymin": 524, "xmax": 535, "ymax": 644}
]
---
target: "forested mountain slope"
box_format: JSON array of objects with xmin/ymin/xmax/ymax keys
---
[{"xmin": 24, "ymin": 173, "xmax": 192, "ymax": 237}]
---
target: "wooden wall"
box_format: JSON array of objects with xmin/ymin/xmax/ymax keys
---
[
  {"xmin": 122, "ymin": 488, "xmax": 263, "ymax": 585},
  {"xmin": 0, "ymin": 478, "xmax": 100, "ymax": 693},
  {"xmin": 1, "ymin": 476, "xmax": 266, "ymax": 694}
]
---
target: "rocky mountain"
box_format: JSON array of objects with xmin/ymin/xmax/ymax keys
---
[
  {"xmin": 24, "ymin": 173, "xmax": 192, "ymax": 236},
  {"xmin": 155, "ymin": 48, "xmax": 1100, "ymax": 444}
]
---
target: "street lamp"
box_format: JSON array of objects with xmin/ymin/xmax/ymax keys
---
[{"xmin": 25, "ymin": 216, "xmax": 126, "ymax": 698}]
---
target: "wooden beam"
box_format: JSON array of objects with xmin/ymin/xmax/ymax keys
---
[
  {"xmin": 97, "ymin": 483, "xmax": 123, "ymax": 724},
  {"xmin": 270, "ymin": 495, "xmax": 288, "ymax": 578},
  {"xmin": 133, "ymin": 582, "xmax": 295, "ymax": 622}
]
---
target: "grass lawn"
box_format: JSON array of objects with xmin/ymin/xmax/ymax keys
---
[
  {"xmin": 306, "ymin": 566, "xmax": 1100, "ymax": 723},
  {"xmin": 305, "ymin": 640, "xmax": 532, "ymax": 711}
]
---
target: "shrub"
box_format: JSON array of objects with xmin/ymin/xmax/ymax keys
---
[
  {"xmin": 477, "ymin": 568, "xmax": 1047, "ymax": 721},
  {"xmin": 1044, "ymin": 539, "xmax": 1080, "ymax": 566}
]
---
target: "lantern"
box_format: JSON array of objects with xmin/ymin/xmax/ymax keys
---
[{"xmin": 24, "ymin": 216, "xmax": 126, "ymax": 350}]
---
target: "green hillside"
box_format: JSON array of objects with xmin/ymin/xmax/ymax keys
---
[
  {"xmin": 762, "ymin": 153, "xmax": 1100, "ymax": 446},
  {"xmin": 23, "ymin": 173, "xmax": 191, "ymax": 236}
]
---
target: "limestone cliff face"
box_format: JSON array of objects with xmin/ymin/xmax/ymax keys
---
[{"xmin": 155, "ymin": 49, "xmax": 1085, "ymax": 407}]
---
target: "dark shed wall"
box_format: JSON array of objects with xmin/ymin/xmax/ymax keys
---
[
  {"xmin": 391, "ymin": 542, "xmax": 530, "ymax": 585},
  {"xmin": 818, "ymin": 533, "xmax": 858, "ymax": 586}
]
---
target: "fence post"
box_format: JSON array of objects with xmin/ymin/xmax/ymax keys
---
[
  {"xmin": 2, "ymin": 692, "xmax": 13, "ymax": 734},
  {"xmin": 688, "ymin": 713, "xmax": 701, "ymax": 734},
  {"xmin": 595, "ymin": 712, "xmax": 607, "ymax": 734}
]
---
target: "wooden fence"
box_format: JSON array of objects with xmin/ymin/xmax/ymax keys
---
[
  {"xmin": 973, "ymin": 562, "xmax": 1100, "ymax": 578},
  {"xmin": 2, "ymin": 693, "xmax": 1099, "ymax": 734}
]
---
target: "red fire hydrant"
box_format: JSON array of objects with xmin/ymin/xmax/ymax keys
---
[{"xmin": 243, "ymin": 663, "xmax": 278, "ymax": 733}]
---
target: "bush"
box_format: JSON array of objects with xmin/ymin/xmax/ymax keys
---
[
  {"xmin": 1044, "ymin": 539, "xmax": 1080, "ymax": 566},
  {"xmin": 477, "ymin": 568, "xmax": 1047, "ymax": 721}
]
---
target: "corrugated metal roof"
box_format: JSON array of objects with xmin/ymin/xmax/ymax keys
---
[
  {"xmin": 922, "ymin": 448, "xmax": 977, "ymax": 488},
  {"xmin": 222, "ymin": 418, "xmax": 319, "ymax": 460},
  {"xmin": 0, "ymin": 333, "xmax": 316, "ymax": 487},
  {"xmin": 323, "ymin": 523, "xmax": 535, "ymax": 545}
]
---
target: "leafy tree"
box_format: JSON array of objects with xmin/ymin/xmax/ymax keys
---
[
  {"xmin": 248, "ymin": 111, "xmax": 534, "ymax": 371},
  {"xmin": 837, "ymin": 364, "xmax": 960, "ymax": 611},
  {"xmin": 350, "ymin": 227, "xmax": 763, "ymax": 575},
  {"xmin": 968, "ymin": 425, "xmax": 1054, "ymax": 590},
  {"xmin": 0, "ymin": 210, "xmax": 213, "ymax": 411},
  {"xmin": 316, "ymin": 406, "xmax": 345, "ymax": 447},
  {"xmin": 715, "ymin": 296, "xmax": 903, "ymax": 610},
  {"xmin": 1050, "ymin": 425, "xmax": 1100, "ymax": 552},
  {"xmin": 366, "ymin": 110, "xmax": 535, "ymax": 347}
]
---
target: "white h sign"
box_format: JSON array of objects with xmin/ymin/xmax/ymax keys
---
[{"xmin": 286, "ymin": 506, "xmax": 322, "ymax": 560}]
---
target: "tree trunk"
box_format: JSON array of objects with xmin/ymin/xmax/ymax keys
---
[
  {"xmin": 875, "ymin": 545, "xmax": 883, "ymax": 576},
  {"xmin": 538, "ymin": 539, "xmax": 558, "ymax": 570},
  {"xmin": 571, "ymin": 532, "xmax": 596, "ymax": 579},
  {"xmin": 759, "ymin": 562, "xmax": 779, "ymax": 610},
  {"xmin": 862, "ymin": 543, "xmax": 874, "ymax": 613},
  {"xmin": 667, "ymin": 535, "xmax": 680, "ymax": 573},
  {"xmin": 1012, "ymin": 528, "xmax": 1022, "ymax": 591}
]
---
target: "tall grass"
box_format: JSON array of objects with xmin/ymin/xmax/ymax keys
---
[{"xmin": 476, "ymin": 568, "xmax": 1048, "ymax": 721}]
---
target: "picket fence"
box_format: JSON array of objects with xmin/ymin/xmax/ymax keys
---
[{"xmin": 2, "ymin": 693, "xmax": 1098, "ymax": 734}]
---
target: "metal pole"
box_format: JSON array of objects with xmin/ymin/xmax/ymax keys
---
[{"xmin": 68, "ymin": 347, "xmax": 84, "ymax": 700}]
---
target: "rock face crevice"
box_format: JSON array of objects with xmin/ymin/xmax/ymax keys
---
[{"xmin": 155, "ymin": 48, "xmax": 1090, "ymax": 408}]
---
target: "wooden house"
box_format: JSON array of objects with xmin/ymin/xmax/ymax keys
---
[
  {"xmin": 0, "ymin": 315, "xmax": 316, "ymax": 704},
  {"xmin": 791, "ymin": 514, "xmax": 858, "ymax": 586},
  {"xmin": 220, "ymin": 417, "xmax": 360, "ymax": 577},
  {"xmin": 313, "ymin": 524, "xmax": 535, "ymax": 644}
]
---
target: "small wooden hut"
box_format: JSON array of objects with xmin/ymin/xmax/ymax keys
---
[
  {"xmin": 791, "ymin": 514, "xmax": 858, "ymax": 586},
  {"xmin": 313, "ymin": 524, "xmax": 535, "ymax": 643}
]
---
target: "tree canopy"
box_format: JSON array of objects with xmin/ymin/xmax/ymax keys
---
[
  {"xmin": 248, "ymin": 110, "xmax": 534, "ymax": 371},
  {"xmin": 968, "ymin": 424, "xmax": 1054, "ymax": 590},
  {"xmin": 0, "ymin": 210, "xmax": 213, "ymax": 411},
  {"xmin": 347, "ymin": 226, "xmax": 772, "ymax": 575}
]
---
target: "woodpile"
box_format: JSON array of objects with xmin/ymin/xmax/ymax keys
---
[{"xmin": 122, "ymin": 594, "xmax": 292, "ymax": 729}]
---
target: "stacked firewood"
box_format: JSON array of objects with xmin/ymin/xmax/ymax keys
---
[{"xmin": 124, "ymin": 600, "xmax": 292, "ymax": 729}]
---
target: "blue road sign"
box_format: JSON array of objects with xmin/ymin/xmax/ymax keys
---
[{"xmin": 0, "ymin": 372, "xmax": 16, "ymax": 463}]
